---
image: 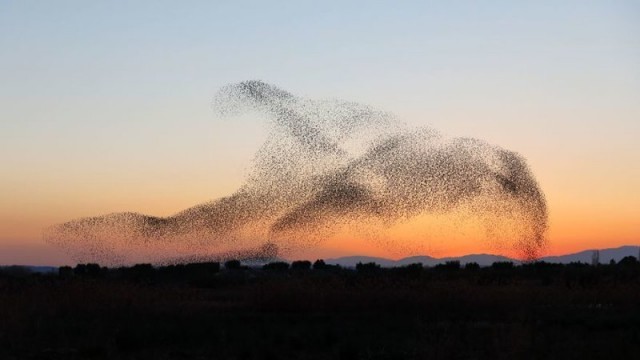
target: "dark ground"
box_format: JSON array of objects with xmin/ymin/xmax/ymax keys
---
[{"xmin": 1, "ymin": 259, "xmax": 639, "ymax": 360}]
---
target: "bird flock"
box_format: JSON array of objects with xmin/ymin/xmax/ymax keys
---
[{"xmin": 45, "ymin": 81, "xmax": 548, "ymax": 265}]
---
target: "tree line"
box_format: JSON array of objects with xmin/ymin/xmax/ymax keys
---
[{"xmin": 2, "ymin": 256, "xmax": 639, "ymax": 287}]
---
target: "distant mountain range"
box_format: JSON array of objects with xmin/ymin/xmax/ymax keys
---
[
  {"xmin": 0, "ymin": 265, "xmax": 58, "ymax": 273},
  {"xmin": 2, "ymin": 245, "xmax": 638, "ymax": 271},
  {"xmin": 325, "ymin": 245, "xmax": 640, "ymax": 268}
]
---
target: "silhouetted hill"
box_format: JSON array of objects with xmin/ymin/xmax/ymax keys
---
[
  {"xmin": 396, "ymin": 254, "xmax": 513, "ymax": 267},
  {"xmin": 325, "ymin": 256, "xmax": 397, "ymax": 267},
  {"xmin": 326, "ymin": 254, "xmax": 514, "ymax": 268},
  {"xmin": 540, "ymin": 245, "xmax": 639, "ymax": 264},
  {"xmin": 438, "ymin": 254, "xmax": 515, "ymax": 267},
  {"xmin": 0, "ymin": 265, "xmax": 57, "ymax": 273},
  {"xmin": 394, "ymin": 255, "xmax": 437, "ymax": 266},
  {"xmin": 325, "ymin": 245, "xmax": 639, "ymax": 267},
  {"xmin": 3, "ymin": 246, "xmax": 638, "ymax": 269}
]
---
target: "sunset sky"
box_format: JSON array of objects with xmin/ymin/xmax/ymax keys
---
[{"xmin": 1, "ymin": 1, "xmax": 638, "ymax": 265}]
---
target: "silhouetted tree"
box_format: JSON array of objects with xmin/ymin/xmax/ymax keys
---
[
  {"xmin": 185, "ymin": 262, "xmax": 220, "ymax": 274},
  {"xmin": 58, "ymin": 266, "xmax": 73, "ymax": 278},
  {"xmin": 225, "ymin": 260, "xmax": 242, "ymax": 270},
  {"xmin": 73, "ymin": 264, "xmax": 87, "ymax": 276},
  {"xmin": 618, "ymin": 256, "xmax": 638, "ymax": 266},
  {"xmin": 313, "ymin": 259, "xmax": 328, "ymax": 270},
  {"xmin": 521, "ymin": 261, "xmax": 559, "ymax": 285},
  {"xmin": 0, "ymin": 266, "xmax": 31, "ymax": 277},
  {"xmin": 170, "ymin": 262, "xmax": 221, "ymax": 286},
  {"xmin": 464, "ymin": 262, "xmax": 480, "ymax": 271},
  {"xmin": 72, "ymin": 263, "xmax": 104, "ymax": 277},
  {"xmin": 291, "ymin": 260, "xmax": 312, "ymax": 271},
  {"xmin": 123, "ymin": 264, "xmax": 156, "ymax": 282},
  {"xmin": 86, "ymin": 263, "xmax": 103, "ymax": 277},
  {"xmin": 614, "ymin": 256, "xmax": 639, "ymax": 281},
  {"xmin": 491, "ymin": 261, "xmax": 514, "ymax": 270},
  {"xmin": 396, "ymin": 263, "xmax": 423, "ymax": 277},
  {"xmin": 435, "ymin": 261, "xmax": 460, "ymax": 271},
  {"xmin": 356, "ymin": 262, "xmax": 381, "ymax": 274}
]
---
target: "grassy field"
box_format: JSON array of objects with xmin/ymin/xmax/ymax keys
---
[{"xmin": 1, "ymin": 260, "xmax": 639, "ymax": 359}]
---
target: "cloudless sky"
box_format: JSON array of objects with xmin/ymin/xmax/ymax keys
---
[{"xmin": 1, "ymin": 1, "xmax": 638, "ymax": 265}]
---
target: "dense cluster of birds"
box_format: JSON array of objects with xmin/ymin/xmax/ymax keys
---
[{"xmin": 45, "ymin": 81, "xmax": 548, "ymax": 265}]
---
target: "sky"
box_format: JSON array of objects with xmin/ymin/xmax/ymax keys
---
[{"xmin": 1, "ymin": 1, "xmax": 638, "ymax": 265}]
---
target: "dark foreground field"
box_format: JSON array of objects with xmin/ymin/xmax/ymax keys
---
[{"xmin": 1, "ymin": 259, "xmax": 639, "ymax": 360}]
